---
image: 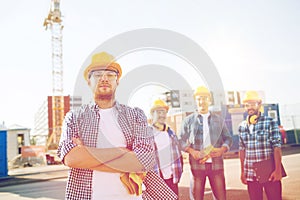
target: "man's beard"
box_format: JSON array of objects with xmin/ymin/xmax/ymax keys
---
[
  {"xmin": 247, "ymin": 109, "xmax": 259, "ymax": 116},
  {"xmin": 199, "ymin": 106, "xmax": 209, "ymax": 114},
  {"xmin": 94, "ymin": 93, "xmax": 114, "ymax": 101}
]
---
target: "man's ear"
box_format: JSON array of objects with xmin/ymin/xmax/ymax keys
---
[
  {"xmin": 208, "ymin": 96, "xmax": 212, "ymax": 105},
  {"xmin": 116, "ymin": 79, "xmax": 119, "ymax": 85},
  {"xmin": 258, "ymin": 101, "xmax": 264, "ymax": 113}
]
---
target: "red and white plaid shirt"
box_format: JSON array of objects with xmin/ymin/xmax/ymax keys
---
[{"xmin": 57, "ymin": 102, "xmax": 177, "ymax": 200}]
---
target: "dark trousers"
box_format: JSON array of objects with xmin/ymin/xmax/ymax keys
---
[
  {"xmin": 247, "ymin": 179, "xmax": 282, "ymax": 200},
  {"xmin": 191, "ymin": 163, "xmax": 226, "ymax": 200}
]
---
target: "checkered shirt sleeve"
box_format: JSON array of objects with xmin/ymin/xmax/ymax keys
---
[
  {"xmin": 168, "ymin": 128, "xmax": 184, "ymax": 184},
  {"xmin": 117, "ymin": 105, "xmax": 156, "ymax": 171},
  {"xmin": 142, "ymin": 171, "xmax": 178, "ymax": 200},
  {"xmin": 57, "ymin": 105, "xmax": 98, "ymax": 200}
]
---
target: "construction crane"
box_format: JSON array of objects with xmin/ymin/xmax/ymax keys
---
[{"xmin": 43, "ymin": 0, "xmax": 64, "ymax": 150}]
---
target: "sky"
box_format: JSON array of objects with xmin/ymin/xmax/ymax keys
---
[{"xmin": 1, "ymin": 0, "xmax": 300, "ymax": 129}]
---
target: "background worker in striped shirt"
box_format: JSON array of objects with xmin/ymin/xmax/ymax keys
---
[{"xmin": 149, "ymin": 99, "xmax": 183, "ymax": 197}]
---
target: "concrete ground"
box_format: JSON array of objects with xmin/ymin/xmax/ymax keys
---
[{"xmin": 0, "ymin": 144, "xmax": 299, "ymax": 200}]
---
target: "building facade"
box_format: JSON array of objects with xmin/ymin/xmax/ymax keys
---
[
  {"xmin": 32, "ymin": 96, "xmax": 82, "ymax": 147},
  {"xmin": 6, "ymin": 124, "xmax": 31, "ymax": 161}
]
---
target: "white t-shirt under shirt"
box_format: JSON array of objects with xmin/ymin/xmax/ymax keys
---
[
  {"xmin": 92, "ymin": 108, "xmax": 142, "ymax": 200},
  {"xmin": 153, "ymin": 129, "xmax": 173, "ymax": 180},
  {"xmin": 201, "ymin": 113, "xmax": 212, "ymax": 163}
]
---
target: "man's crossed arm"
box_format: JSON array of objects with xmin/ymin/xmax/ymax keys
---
[{"xmin": 64, "ymin": 137, "xmax": 145, "ymax": 173}]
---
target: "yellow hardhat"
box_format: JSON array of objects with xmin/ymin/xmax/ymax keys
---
[
  {"xmin": 242, "ymin": 90, "xmax": 262, "ymax": 103},
  {"xmin": 193, "ymin": 86, "xmax": 211, "ymax": 97},
  {"xmin": 150, "ymin": 99, "xmax": 169, "ymax": 113},
  {"xmin": 83, "ymin": 52, "xmax": 122, "ymax": 81}
]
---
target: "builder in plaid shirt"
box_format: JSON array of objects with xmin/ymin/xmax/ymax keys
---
[
  {"xmin": 57, "ymin": 51, "xmax": 177, "ymax": 200},
  {"xmin": 239, "ymin": 91, "xmax": 283, "ymax": 200},
  {"xmin": 149, "ymin": 99, "xmax": 183, "ymax": 197},
  {"xmin": 179, "ymin": 86, "xmax": 232, "ymax": 200}
]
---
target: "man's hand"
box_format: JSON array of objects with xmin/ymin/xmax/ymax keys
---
[
  {"xmin": 269, "ymin": 169, "xmax": 282, "ymax": 182},
  {"xmin": 240, "ymin": 172, "xmax": 247, "ymax": 185},
  {"xmin": 210, "ymin": 146, "xmax": 227, "ymax": 158},
  {"xmin": 72, "ymin": 137, "xmax": 84, "ymax": 146},
  {"xmin": 188, "ymin": 148, "xmax": 207, "ymax": 160},
  {"xmin": 186, "ymin": 145, "xmax": 214, "ymax": 161}
]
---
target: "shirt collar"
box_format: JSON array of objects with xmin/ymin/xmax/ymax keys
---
[
  {"xmin": 89, "ymin": 101, "xmax": 121, "ymax": 112},
  {"xmin": 199, "ymin": 112, "xmax": 210, "ymax": 118}
]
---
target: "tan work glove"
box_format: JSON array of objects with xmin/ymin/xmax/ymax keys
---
[
  {"xmin": 199, "ymin": 145, "xmax": 214, "ymax": 164},
  {"xmin": 120, "ymin": 172, "xmax": 146, "ymax": 196}
]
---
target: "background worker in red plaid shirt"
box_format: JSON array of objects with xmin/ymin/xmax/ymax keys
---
[
  {"xmin": 150, "ymin": 99, "xmax": 183, "ymax": 197},
  {"xmin": 57, "ymin": 51, "xmax": 177, "ymax": 200}
]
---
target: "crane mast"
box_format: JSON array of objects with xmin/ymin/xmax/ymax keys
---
[{"xmin": 43, "ymin": 0, "xmax": 64, "ymax": 149}]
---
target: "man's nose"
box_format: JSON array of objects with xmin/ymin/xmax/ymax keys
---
[
  {"xmin": 198, "ymin": 99, "xmax": 205, "ymax": 104},
  {"xmin": 99, "ymin": 74, "xmax": 109, "ymax": 81}
]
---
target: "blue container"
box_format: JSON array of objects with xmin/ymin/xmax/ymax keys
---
[{"xmin": 0, "ymin": 130, "xmax": 8, "ymax": 177}]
